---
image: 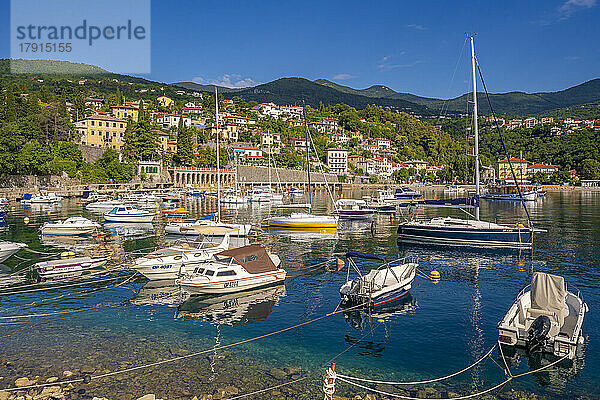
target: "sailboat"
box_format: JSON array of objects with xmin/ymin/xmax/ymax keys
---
[
  {"xmin": 221, "ymin": 153, "xmax": 248, "ymax": 204},
  {"xmin": 166, "ymin": 88, "xmax": 251, "ymax": 236},
  {"xmin": 262, "ymin": 103, "xmax": 338, "ymax": 231},
  {"xmin": 397, "ymin": 36, "xmax": 538, "ymax": 249}
]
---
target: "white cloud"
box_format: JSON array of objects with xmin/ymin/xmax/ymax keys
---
[
  {"xmin": 406, "ymin": 24, "xmax": 427, "ymax": 30},
  {"xmin": 332, "ymin": 73, "xmax": 356, "ymax": 80},
  {"xmin": 192, "ymin": 74, "xmax": 257, "ymax": 88},
  {"xmin": 377, "ymin": 54, "xmax": 420, "ymax": 70},
  {"xmin": 558, "ymin": 0, "xmax": 596, "ymax": 19}
]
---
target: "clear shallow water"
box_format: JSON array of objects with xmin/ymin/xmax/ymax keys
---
[{"xmin": 0, "ymin": 190, "xmax": 598, "ymax": 399}]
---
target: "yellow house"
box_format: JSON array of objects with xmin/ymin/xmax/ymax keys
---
[
  {"xmin": 111, "ymin": 105, "xmax": 139, "ymax": 122},
  {"xmin": 498, "ymin": 158, "xmax": 530, "ymax": 182},
  {"xmin": 76, "ymin": 115, "xmax": 128, "ymax": 150},
  {"xmin": 157, "ymin": 96, "xmax": 174, "ymax": 108}
]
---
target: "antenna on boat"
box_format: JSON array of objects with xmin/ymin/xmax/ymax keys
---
[
  {"xmin": 302, "ymin": 100, "xmax": 312, "ymax": 205},
  {"xmin": 215, "ymin": 87, "xmax": 221, "ymax": 222},
  {"xmin": 468, "ymin": 33, "xmax": 480, "ymax": 221}
]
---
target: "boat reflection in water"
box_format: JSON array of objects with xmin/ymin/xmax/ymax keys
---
[
  {"xmin": 104, "ymin": 222, "xmax": 155, "ymax": 240},
  {"xmin": 342, "ymin": 294, "xmax": 418, "ymax": 355},
  {"xmin": 40, "ymin": 236, "xmax": 99, "ymax": 252},
  {"xmin": 500, "ymin": 344, "xmax": 586, "ymax": 392},
  {"xmin": 343, "ymin": 293, "xmax": 418, "ymax": 330},
  {"xmin": 131, "ymin": 279, "xmax": 185, "ymax": 307},
  {"xmin": 176, "ymin": 284, "xmax": 286, "ymax": 326}
]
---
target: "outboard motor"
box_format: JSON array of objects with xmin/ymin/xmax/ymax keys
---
[{"xmin": 527, "ymin": 315, "xmax": 551, "ymax": 353}]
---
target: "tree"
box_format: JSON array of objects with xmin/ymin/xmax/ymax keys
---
[
  {"xmin": 393, "ymin": 168, "xmax": 410, "ymax": 183},
  {"xmin": 580, "ymin": 159, "xmax": 600, "ymax": 179},
  {"xmin": 19, "ymin": 140, "xmax": 52, "ymax": 175},
  {"xmin": 175, "ymin": 118, "xmax": 194, "ymax": 166},
  {"xmin": 121, "ymin": 103, "xmax": 159, "ymax": 162}
]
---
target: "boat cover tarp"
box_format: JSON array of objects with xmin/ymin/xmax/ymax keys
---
[
  {"xmin": 217, "ymin": 245, "xmax": 277, "ymax": 273},
  {"xmin": 345, "ymin": 251, "xmax": 385, "ymax": 262},
  {"xmin": 199, "ymin": 213, "xmax": 216, "ymax": 221},
  {"xmin": 531, "ymin": 272, "xmax": 565, "ymax": 316}
]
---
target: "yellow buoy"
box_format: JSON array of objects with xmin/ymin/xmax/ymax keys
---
[
  {"xmin": 23, "ymin": 217, "xmax": 30, "ymax": 224},
  {"xmin": 377, "ymin": 319, "xmax": 384, "ymax": 323},
  {"xmin": 47, "ymin": 211, "xmax": 51, "ymax": 216},
  {"xmin": 429, "ymin": 270, "xmax": 441, "ymax": 281},
  {"xmin": 60, "ymin": 251, "xmax": 75, "ymax": 259}
]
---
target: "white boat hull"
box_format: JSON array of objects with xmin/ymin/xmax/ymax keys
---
[
  {"xmin": 180, "ymin": 270, "xmax": 287, "ymax": 294},
  {"xmin": 104, "ymin": 214, "xmax": 155, "ymax": 223}
]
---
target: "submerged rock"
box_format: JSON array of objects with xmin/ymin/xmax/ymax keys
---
[{"xmin": 15, "ymin": 377, "xmax": 37, "ymax": 387}]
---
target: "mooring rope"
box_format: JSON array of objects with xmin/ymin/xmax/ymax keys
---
[
  {"xmin": 336, "ymin": 343, "xmax": 497, "ymax": 385},
  {"xmin": 333, "ymin": 351, "xmax": 570, "ymax": 400},
  {"xmin": 0, "ymin": 301, "xmax": 369, "ymax": 392}
]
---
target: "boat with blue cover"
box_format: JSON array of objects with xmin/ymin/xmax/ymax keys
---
[{"xmin": 339, "ymin": 252, "xmax": 417, "ymax": 307}]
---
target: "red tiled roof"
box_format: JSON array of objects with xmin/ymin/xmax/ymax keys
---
[{"xmin": 498, "ymin": 158, "xmax": 530, "ymax": 163}]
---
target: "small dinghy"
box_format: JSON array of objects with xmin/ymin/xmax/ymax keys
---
[
  {"xmin": 35, "ymin": 256, "xmax": 108, "ymax": 278},
  {"xmin": 40, "ymin": 216, "xmax": 100, "ymax": 236},
  {"xmin": 497, "ymin": 272, "xmax": 588, "ymax": 359},
  {"xmin": 104, "ymin": 205, "xmax": 155, "ymax": 223},
  {"xmin": 339, "ymin": 252, "xmax": 418, "ymax": 307},
  {"xmin": 178, "ymin": 245, "xmax": 286, "ymax": 294}
]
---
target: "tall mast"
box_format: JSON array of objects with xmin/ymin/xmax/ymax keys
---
[
  {"xmin": 470, "ymin": 35, "xmax": 480, "ymax": 220},
  {"xmin": 302, "ymin": 102, "xmax": 312, "ymax": 205},
  {"xmin": 215, "ymin": 87, "xmax": 221, "ymax": 222}
]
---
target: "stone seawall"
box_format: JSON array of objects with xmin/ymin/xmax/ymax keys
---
[{"xmin": 237, "ymin": 165, "xmax": 340, "ymax": 184}]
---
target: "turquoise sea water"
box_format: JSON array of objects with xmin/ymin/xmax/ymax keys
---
[{"xmin": 0, "ymin": 190, "xmax": 598, "ymax": 399}]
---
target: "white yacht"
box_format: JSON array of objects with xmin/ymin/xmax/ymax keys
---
[
  {"xmin": 131, "ymin": 230, "xmax": 231, "ymax": 280},
  {"xmin": 497, "ymin": 272, "xmax": 587, "ymax": 360},
  {"xmin": 86, "ymin": 200, "xmax": 127, "ymax": 211},
  {"xmin": 22, "ymin": 192, "xmax": 62, "ymax": 205},
  {"xmin": 104, "ymin": 205, "xmax": 155, "ymax": 223},
  {"xmin": 178, "ymin": 245, "xmax": 286, "ymax": 294},
  {"xmin": 262, "ymin": 212, "xmax": 338, "ymax": 230},
  {"xmin": 0, "ymin": 241, "xmax": 28, "ymax": 263},
  {"xmin": 40, "ymin": 216, "xmax": 100, "ymax": 237}
]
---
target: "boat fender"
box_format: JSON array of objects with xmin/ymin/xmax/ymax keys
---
[
  {"xmin": 61, "ymin": 251, "xmax": 76, "ymax": 259},
  {"xmin": 24, "ymin": 217, "xmax": 30, "ymax": 224},
  {"xmin": 527, "ymin": 315, "xmax": 551, "ymax": 353}
]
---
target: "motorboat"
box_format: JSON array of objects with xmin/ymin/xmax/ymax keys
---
[
  {"xmin": 21, "ymin": 192, "xmax": 62, "ymax": 205},
  {"xmin": 0, "ymin": 198, "xmax": 9, "ymax": 205},
  {"xmin": 362, "ymin": 196, "xmax": 397, "ymax": 214},
  {"xmin": 497, "ymin": 272, "xmax": 587, "ymax": 360},
  {"xmin": 81, "ymin": 190, "xmax": 109, "ymax": 204},
  {"xmin": 104, "ymin": 205, "xmax": 155, "ymax": 223},
  {"xmin": 394, "ymin": 187, "xmax": 422, "ymax": 200},
  {"xmin": 40, "ymin": 216, "xmax": 100, "ymax": 237},
  {"xmin": 120, "ymin": 192, "xmax": 161, "ymax": 208},
  {"xmin": 339, "ymin": 252, "xmax": 418, "ymax": 307},
  {"xmin": 165, "ymin": 216, "xmax": 251, "ymax": 237},
  {"xmin": 30, "ymin": 192, "xmax": 63, "ymax": 204},
  {"xmin": 131, "ymin": 229, "xmax": 231, "ymax": 280},
  {"xmin": 262, "ymin": 212, "xmax": 338, "ymax": 231},
  {"xmin": 398, "ymin": 217, "xmax": 537, "ymax": 248},
  {"xmin": 178, "ymin": 244, "xmax": 286, "ymax": 294},
  {"xmin": 186, "ymin": 189, "xmax": 206, "ymax": 197},
  {"xmin": 483, "ymin": 190, "xmax": 538, "ymax": 201},
  {"xmin": 221, "ymin": 189, "xmax": 248, "ymax": 204},
  {"xmin": 86, "ymin": 200, "xmax": 128, "ymax": 211},
  {"xmin": 333, "ymin": 199, "xmax": 376, "ymax": 220},
  {"xmin": 0, "ymin": 241, "xmax": 28, "ymax": 263},
  {"xmin": 35, "ymin": 256, "xmax": 108, "ymax": 278}
]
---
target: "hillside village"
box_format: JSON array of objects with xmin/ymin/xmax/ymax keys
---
[{"xmin": 2, "ymin": 71, "xmax": 600, "ymax": 187}]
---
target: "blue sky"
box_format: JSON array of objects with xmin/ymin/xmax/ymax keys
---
[{"xmin": 1, "ymin": 0, "xmax": 599, "ymax": 98}]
